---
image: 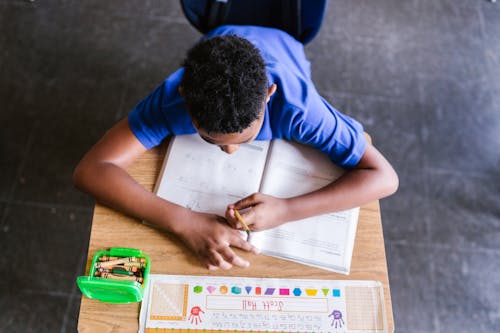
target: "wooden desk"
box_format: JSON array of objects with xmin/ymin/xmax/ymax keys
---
[{"xmin": 77, "ymin": 143, "xmax": 394, "ymax": 332}]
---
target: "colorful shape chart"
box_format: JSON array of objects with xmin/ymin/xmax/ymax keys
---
[
  {"xmin": 279, "ymin": 288, "xmax": 290, "ymax": 296},
  {"xmin": 305, "ymin": 288, "xmax": 318, "ymax": 296},
  {"xmin": 219, "ymin": 286, "xmax": 228, "ymax": 294},
  {"xmin": 140, "ymin": 275, "xmax": 388, "ymax": 333},
  {"xmin": 264, "ymin": 288, "xmax": 275, "ymax": 295}
]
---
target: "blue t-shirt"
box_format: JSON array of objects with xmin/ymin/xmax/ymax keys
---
[{"xmin": 129, "ymin": 25, "xmax": 366, "ymax": 168}]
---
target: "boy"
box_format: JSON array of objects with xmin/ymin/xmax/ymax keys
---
[{"xmin": 73, "ymin": 25, "xmax": 398, "ymax": 270}]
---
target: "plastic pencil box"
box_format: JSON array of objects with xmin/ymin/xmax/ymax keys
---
[{"xmin": 77, "ymin": 247, "xmax": 151, "ymax": 304}]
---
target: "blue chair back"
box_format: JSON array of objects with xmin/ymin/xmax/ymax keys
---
[{"xmin": 180, "ymin": 0, "xmax": 327, "ymax": 44}]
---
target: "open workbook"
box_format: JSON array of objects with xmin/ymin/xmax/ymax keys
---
[{"xmin": 154, "ymin": 134, "xmax": 359, "ymax": 274}]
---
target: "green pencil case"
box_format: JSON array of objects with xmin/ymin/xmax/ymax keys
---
[{"xmin": 77, "ymin": 247, "xmax": 151, "ymax": 304}]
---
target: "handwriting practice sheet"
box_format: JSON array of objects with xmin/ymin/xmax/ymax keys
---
[
  {"xmin": 255, "ymin": 139, "xmax": 359, "ymax": 274},
  {"xmin": 139, "ymin": 275, "xmax": 387, "ymax": 333},
  {"xmin": 155, "ymin": 134, "xmax": 269, "ymax": 216}
]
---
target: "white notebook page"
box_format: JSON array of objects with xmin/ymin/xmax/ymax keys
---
[
  {"xmin": 253, "ymin": 140, "xmax": 359, "ymax": 274},
  {"xmin": 155, "ymin": 134, "xmax": 270, "ymax": 216}
]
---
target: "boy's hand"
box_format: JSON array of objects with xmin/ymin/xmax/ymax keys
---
[
  {"xmin": 176, "ymin": 211, "xmax": 259, "ymax": 270},
  {"xmin": 226, "ymin": 193, "xmax": 289, "ymax": 231}
]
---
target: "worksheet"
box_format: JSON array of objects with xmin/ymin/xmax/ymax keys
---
[
  {"xmin": 254, "ymin": 139, "xmax": 359, "ymax": 274},
  {"xmin": 249, "ymin": 208, "xmax": 359, "ymax": 274},
  {"xmin": 155, "ymin": 134, "xmax": 270, "ymax": 216},
  {"xmin": 139, "ymin": 274, "xmax": 388, "ymax": 333}
]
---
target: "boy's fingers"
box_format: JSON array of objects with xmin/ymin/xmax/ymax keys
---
[
  {"xmin": 202, "ymin": 231, "xmax": 259, "ymax": 269},
  {"xmin": 201, "ymin": 254, "xmax": 220, "ymax": 270},
  {"xmin": 225, "ymin": 208, "xmax": 255, "ymax": 230},
  {"xmin": 239, "ymin": 208, "xmax": 257, "ymax": 227},
  {"xmin": 234, "ymin": 193, "xmax": 262, "ymax": 209},
  {"xmin": 232, "ymin": 236, "xmax": 251, "ymax": 251},
  {"xmin": 224, "ymin": 208, "xmax": 239, "ymax": 228},
  {"xmin": 219, "ymin": 246, "xmax": 250, "ymax": 268},
  {"xmin": 207, "ymin": 264, "xmax": 219, "ymax": 271},
  {"xmin": 232, "ymin": 234, "xmax": 260, "ymax": 254},
  {"xmin": 207, "ymin": 250, "xmax": 233, "ymax": 270}
]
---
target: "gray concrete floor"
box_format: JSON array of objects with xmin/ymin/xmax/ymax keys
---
[{"xmin": 1, "ymin": 1, "xmax": 499, "ymax": 332}]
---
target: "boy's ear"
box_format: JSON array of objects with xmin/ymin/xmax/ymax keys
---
[
  {"xmin": 266, "ymin": 84, "xmax": 277, "ymax": 102},
  {"xmin": 178, "ymin": 86, "xmax": 184, "ymax": 96}
]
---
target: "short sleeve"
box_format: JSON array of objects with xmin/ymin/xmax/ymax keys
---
[
  {"xmin": 289, "ymin": 93, "xmax": 367, "ymax": 168},
  {"xmin": 128, "ymin": 69, "xmax": 186, "ymax": 149}
]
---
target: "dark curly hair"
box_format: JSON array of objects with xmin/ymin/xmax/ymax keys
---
[{"xmin": 181, "ymin": 35, "xmax": 268, "ymax": 134}]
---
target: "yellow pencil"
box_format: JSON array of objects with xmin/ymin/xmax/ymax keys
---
[{"xmin": 234, "ymin": 209, "xmax": 251, "ymax": 239}]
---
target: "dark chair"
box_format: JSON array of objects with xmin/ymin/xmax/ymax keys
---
[{"xmin": 180, "ymin": 0, "xmax": 327, "ymax": 44}]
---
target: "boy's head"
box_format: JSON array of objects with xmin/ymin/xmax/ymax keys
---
[{"xmin": 180, "ymin": 35, "xmax": 275, "ymax": 153}]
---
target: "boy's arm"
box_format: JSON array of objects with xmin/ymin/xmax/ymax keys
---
[
  {"xmin": 226, "ymin": 142, "xmax": 399, "ymax": 231},
  {"xmin": 73, "ymin": 118, "xmax": 258, "ymax": 269}
]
